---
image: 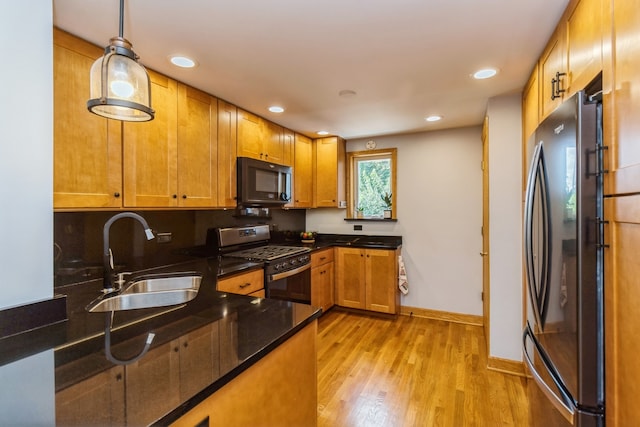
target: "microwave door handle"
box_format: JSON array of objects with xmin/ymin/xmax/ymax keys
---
[{"xmin": 523, "ymin": 326, "xmax": 575, "ymax": 424}]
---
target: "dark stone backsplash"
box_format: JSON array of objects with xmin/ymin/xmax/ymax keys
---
[{"xmin": 54, "ymin": 209, "xmax": 305, "ymax": 288}]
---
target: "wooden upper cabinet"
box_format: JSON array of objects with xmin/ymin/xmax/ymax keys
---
[
  {"xmin": 565, "ymin": 0, "xmax": 603, "ymax": 96},
  {"xmin": 314, "ymin": 136, "xmax": 346, "ymax": 207},
  {"xmin": 177, "ymin": 84, "xmax": 218, "ymax": 207},
  {"xmin": 217, "ymin": 99, "xmax": 238, "ymax": 207},
  {"xmin": 237, "ymin": 109, "xmax": 289, "ymax": 166},
  {"xmin": 608, "ymin": 0, "xmax": 640, "ymax": 195},
  {"xmin": 282, "ymin": 129, "xmax": 295, "ymax": 168},
  {"xmin": 522, "ymin": 64, "xmax": 539, "ymax": 143},
  {"xmin": 53, "ymin": 29, "xmax": 123, "ymax": 209},
  {"xmin": 539, "ymin": 25, "xmax": 567, "ymax": 120},
  {"xmin": 123, "ymin": 70, "xmax": 179, "ymax": 207},
  {"xmin": 294, "ymin": 133, "xmax": 313, "ymax": 208}
]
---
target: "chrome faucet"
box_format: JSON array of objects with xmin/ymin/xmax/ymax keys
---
[{"xmin": 103, "ymin": 212, "xmax": 155, "ymax": 293}]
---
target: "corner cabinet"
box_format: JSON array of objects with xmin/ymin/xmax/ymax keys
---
[
  {"xmin": 314, "ymin": 136, "xmax": 346, "ymax": 207},
  {"xmin": 335, "ymin": 247, "xmax": 400, "ymax": 314},
  {"xmin": 53, "ymin": 28, "xmax": 123, "ymax": 209},
  {"xmin": 311, "ymin": 248, "xmax": 335, "ymax": 313}
]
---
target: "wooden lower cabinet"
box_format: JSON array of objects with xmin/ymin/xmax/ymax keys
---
[
  {"xmin": 604, "ymin": 195, "xmax": 640, "ymax": 427},
  {"xmin": 171, "ymin": 321, "xmax": 318, "ymax": 427},
  {"xmin": 335, "ymin": 247, "xmax": 400, "ymax": 314},
  {"xmin": 311, "ymin": 248, "xmax": 335, "ymax": 313},
  {"xmin": 55, "ymin": 365, "xmax": 125, "ymax": 426},
  {"xmin": 216, "ymin": 269, "xmax": 264, "ymax": 295}
]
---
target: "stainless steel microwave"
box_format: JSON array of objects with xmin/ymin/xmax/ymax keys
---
[{"xmin": 237, "ymin": 157, "xmax": 292, "ymax": 207}]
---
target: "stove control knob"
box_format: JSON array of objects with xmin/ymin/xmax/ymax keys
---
[
  {"xmin": 290, "ymin": 258, "xmax": 297, "ymax": 265},
  {"xmin": 274, "ymin": 263, "xmax": 282, "ymax": 271}
]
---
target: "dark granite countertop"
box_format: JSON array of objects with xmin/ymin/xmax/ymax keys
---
[{"xmin": 1, "ymin": 257, "xmax": 321, "ymax": 426}]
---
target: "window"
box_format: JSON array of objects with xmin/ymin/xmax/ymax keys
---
[{"xmin": 347, "ymin": 148, "xmax": 397, "ymax": 219}]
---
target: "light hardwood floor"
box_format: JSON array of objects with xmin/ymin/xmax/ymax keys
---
[{"xmin": 317, "ymin": 309, "xmax": 528, "ymax": 427}]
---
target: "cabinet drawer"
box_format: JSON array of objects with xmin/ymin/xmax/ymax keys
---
[
  {"xmin": 311, "ymin": 248, "xmax": 334, "ymax": 267},
  {"xmin": 217, "ymin": 269, "xmax": 264, "ymax": 295}
]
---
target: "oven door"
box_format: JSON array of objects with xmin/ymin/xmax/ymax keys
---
[{"xmin": 267, "ymin": 264, "xmax": 311, "ymax": 304}]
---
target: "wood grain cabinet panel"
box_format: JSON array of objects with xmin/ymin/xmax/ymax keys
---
[
  {"xmin": 608, "ymin": 0, "xmax": 640, "ymax": 195},
  {"xmin": 336, "ymin": 247, "xmax": 399, "ymax": 314},
  {"xmin": 237, "ymin": 109, "xmax": 264, "ymax": 161},
  {"xmin": 314, "ymin": 136, "xmax": 346, "ymax": 208},
  {"xmin": 53, "ymin": 29, "xmax": 123, "ymax": 209},
  {"xmin": 123, "ymin": 70, "xmax": 179, "ymax": 207},
  {"xmin": 294, "ymin": 133, "xmax": 314, "ymax": 207},
  {"xmin": 217, "ymin": 99, "xmax": 238, "ymax": 207},
  {"xmin": 604, "ymin": 195, "xmax": 640, "ymax": 427},
  {"xmin": 171, "ymin": 321, "xmax": 318, "ymax": 427},
  {"xmin": 311, "ymin": 248, "xmax": 335, "ymax": 313},
  {"xmin": 176, "ymin": 84, "xmax": 218, "ymax": 207},
  {"xmin": 177, "ymin": 323, "xmax": 219, "ymax": 402},
  {"xmin": 539, "ymin": 26, "xmax": 567, "ymax": 120},
  {"xmin": 565, "ymin": 0, "xmax": 603, "ymax": 96},
  {"xmin": 522, "ymin": 64, "xmax": 539, "ymax": 144}
]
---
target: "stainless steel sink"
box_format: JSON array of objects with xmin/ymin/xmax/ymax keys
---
[{"xmin": 86, "ymin": 273, "xmax": 202, "ymax": 312}]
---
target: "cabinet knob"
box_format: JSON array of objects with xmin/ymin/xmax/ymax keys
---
[
  {"xmin": 174, "ymin": 346, "xmax": 179, "ymax": 352},
  {"xmin": 115, "ymin": 373, "xmax": 122, "ymax": 381},
  {"xmin": 172, "ymin": 194, "xmax": 178, "ymax": 199},
  {"xmin": 182, "ymin": 195, "xmax": 187, "ymax": 199},
  {"xmin": 114, "ymin": 192, "xmax": 120, "ymax": 198},
  {"xmin": 183, "ymin": 342, "xmax": 189, "ymax": 348}
]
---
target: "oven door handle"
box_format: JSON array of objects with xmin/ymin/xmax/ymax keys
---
[{"xmin": 270, "ymin": 263, "xmax": 311, "ymax": 281}]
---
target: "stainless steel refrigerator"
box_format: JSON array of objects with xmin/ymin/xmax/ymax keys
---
[{"xmin": 523, "ymin": 90, "xmax": 605, "ymax": 426}]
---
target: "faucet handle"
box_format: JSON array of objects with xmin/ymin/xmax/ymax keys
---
[{"xmin": 114, "ymin": 272, "xmax": 132, "ymax": 288}]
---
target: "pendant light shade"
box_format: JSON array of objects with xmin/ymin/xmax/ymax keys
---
[{"xmin": 87, "ymin": 0, "xmax": 154, "ymax": 121}]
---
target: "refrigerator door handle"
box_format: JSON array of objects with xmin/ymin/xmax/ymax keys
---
[{"xmin": 523, "ymin": 326, "xmax": 576, "ymax": 425}]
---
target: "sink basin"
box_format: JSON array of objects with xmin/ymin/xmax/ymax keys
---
[{"xmin": 86, "ymin": 272, "xmax": 202, "ymax": 312}]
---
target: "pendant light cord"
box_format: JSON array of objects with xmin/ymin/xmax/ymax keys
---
[{"xmin": 118, "ymin": 0, "xmax": 124, "ymax": 38}]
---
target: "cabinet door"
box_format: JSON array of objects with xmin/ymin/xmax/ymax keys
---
[
  {"xmin": 237, "ymin": 109, "xmax": 264, "ymax": 160},
  {"xmin": 608, "ymin": 1, "xmax": 640, "ymax": 195},
  {"xmin": 539, "ymin": 26, "xmax": 567, "ymax": 120},
  {"xmin": 565, "ymin": 0, "xmax": 603, "ymax": 96},
  {"xmin": 53, "ymin": 29, "xmax": 122, "ymax": 209},
  {"xmin": 177, "ymin": 84, "xmax": 218, "ymax": 207},
  {"xmin": 294, "ymin": 134, "xmax": 313, "ymax": 207},
  {"xmin": 365, "ymin": 249, "xmax": 399, "ymax": 314},
  {"xmin": 282, "ymin": 129, "xmax": 295, "ymax": 168},
  {"xmin": 262, "ymin": 120, "xmax": 284, "ymax": 164},
  {"xmin": 56, "ymin": 365, "xmax": 125, "ymax": 426},
  {"xmin": 522, "ymin": 64, "xmax": 539, "ymax": 143},
  {"xmin": 217, "ymin": 99, "xmax": 238, "ymax": 207},
  {"xmin": 311, "ymin": 262, "xmax": 334, "ymax": 313},
  {"xmin": 125, "ymin": 341, "xmax": 180, "ymax": 426},
  {"xmin": 336, "ymin": 248, "xmax": 365, "ymax": 309},
  {"xmin": 178, "ymin": 324, "xmax": 215, "ymax": 401},
  {"xmin": 123, "ymin": 70, "xmax": 179, "ymax": 207},
  {"xmin": 604, "ymin": 195, "xmax": 640, "ymax": 427},
  {"xmin": 314, "ymin": 137, "xmax": 346, "ymax": 207}
]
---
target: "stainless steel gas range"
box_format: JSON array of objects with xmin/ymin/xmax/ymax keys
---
[{"xmin": 214, "ymin": 225, "xmax": 311, "ymax": 304}]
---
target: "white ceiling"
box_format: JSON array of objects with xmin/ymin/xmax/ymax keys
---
[{"xmin": 53, "ymin": 0, "xmax": 569, "ymax": 139}]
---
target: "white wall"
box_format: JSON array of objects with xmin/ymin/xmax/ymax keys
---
[
  {"xmin": 0, "ymin": 1, "xmax": 53, "ymax": 309},
  {"xmin": 306, "ymin": 127, "xmax": 484, "ymax": 316},
  {"xmin": 487, "ymin": 94, "xmax": 524, "ymax": 361}
]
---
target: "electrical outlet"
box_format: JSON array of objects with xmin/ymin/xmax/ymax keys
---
[
  {"xmin": 354, "ymin": 225, "xmax": 363, "ymax": 231},
  {"xmin": 156, "ymin": 232, "xmax": 172, "ymax": 243}
]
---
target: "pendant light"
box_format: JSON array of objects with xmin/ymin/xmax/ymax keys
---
[{"xmin": 87, "ymin": 0, "xmax": 154, "ymax": 121}]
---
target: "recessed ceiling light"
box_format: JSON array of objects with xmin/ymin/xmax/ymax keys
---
[
  {"xmin": 473, "ymin": 68, "xmax": 498, "ymax": 79},
  {"xmin": 317, "ymin": 131, "xmax": 330, "ymax": 136},
  {"xmin": 425, "ymin": 115, "xmax": 442, "ymax": 122},
  {"xmin": 169, "ymin": 55, "xmax": 197, "ymax": 68},
  {"xmin": 268, "ymin": 106, "xmax": 285, "ymax": 113}
]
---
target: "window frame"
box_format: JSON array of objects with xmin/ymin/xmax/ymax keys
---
[{"xmin": 346, "ymin": 148, "xmax": 397, "ymax": 219}]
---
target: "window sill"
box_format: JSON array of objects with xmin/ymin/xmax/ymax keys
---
[{"xmin": 344, "ymin": 217, "xmax": 397, "ymax": 222}]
